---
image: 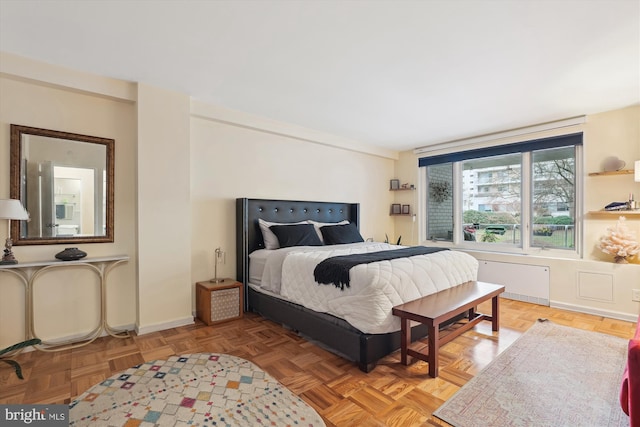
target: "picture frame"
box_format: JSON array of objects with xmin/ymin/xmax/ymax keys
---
[
  {"xmin": 391, "ymin": 204, "xmax": 401, "ymax": 214},
  {"xmin": 402, "ymin": 205, "xmax": 410, "ymax": 215},
  {"xmin": 390, "ymin": 179, "xmax": 400, "ymax": 190}
]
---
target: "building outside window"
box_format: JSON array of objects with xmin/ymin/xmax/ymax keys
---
[{"xmin": 420, "ymin": 133, "xmax": 581, "ymax": 254}]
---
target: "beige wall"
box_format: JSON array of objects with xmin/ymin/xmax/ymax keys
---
[
  {"xmin": 0, "ymin": 52, "xmax": 396, "ymax": 348},
  {"xmin": 396, "ymin": 105, "xmax": 640, "ymax": 321},
  {"xmin": 136, "ymin": 84, "xmax": 193, "ymax": 333},
  {"xmin": 1, "ymin": 51, "xmax": 637, "ymax": 350},
  {"xmin": 0, "ymin": 55, "xmax": 138, "ymax": 347},
  {"xmin": 189, "ymin": 102, "xmax": 395, "ymax": 283}
]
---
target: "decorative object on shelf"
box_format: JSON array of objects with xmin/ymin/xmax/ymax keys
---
[
  {"xmin": 597, "ymin": 216, "xmax": 640, "ymax": 264},
  {"xmin": 602, "ymin": 156, "xmax": 626, "ymax": 172},
  {"xmin": 402, "ymin": 205, "xmax": 410, "ymax": 215},
  {"xmin": 401, "ymin": 183, "xmax": 412, "ymax": 189},
  {"xmin": 0, "ymin": 199, "xmax": 30, "ymax": 265},
  {"xmin": 390, "ymin": 179, "xmax": 400, "ymax": 190},
  {"xmin": 635, "ymin": 160, "xmax": 640, "ymax": 182},
  {"xmin": 55, "ymin": 247, "xmax": 88, "ymax": 261},
  {"xmin": 391, "ymin": 204, "xmax": 401, "ymax": 215},
  {"xmin": 429, "ymin": 180, "xmax": 452, "ymax": 203},
  {"xmin": 210, "ymin": 247, "xmax": 226, "ymax": 283},
  {"xmin": 604, "ymin": 201, "xmax": 631, "ymax": 212}
]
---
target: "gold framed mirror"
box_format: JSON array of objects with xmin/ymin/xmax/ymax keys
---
[{"xmin": 10, "ymin": 125, "xmax": 114, "ymax": 245}]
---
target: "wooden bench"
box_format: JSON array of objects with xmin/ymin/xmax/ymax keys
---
[{"xmin": 392, "ymin": 281, "xmax": 505, "ymax": 377}]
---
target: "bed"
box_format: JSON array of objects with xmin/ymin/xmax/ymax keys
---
[{"xmin": 235, "ymin": 198, "xmax": 478, "ymax": 372}]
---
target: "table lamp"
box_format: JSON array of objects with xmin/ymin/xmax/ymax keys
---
[
  {"xmin": 210, "ymin": 247, "xmax": 226, "ymax": 283},
  {"xmin": 0, "ymin": 199, "xmax": 30, "ymax": 265}
]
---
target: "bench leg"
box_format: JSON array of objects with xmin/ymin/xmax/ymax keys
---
[
  {"xmin": 492, "ymin": 295, "xmax": 500, "ymax": 331},
  {"xmin": 427, "ymin": 320, "xmax": 438, "ymax": 377},
  {"xmin": 400, "ymin": 317, "xmax": 410, "ymax": 365}
]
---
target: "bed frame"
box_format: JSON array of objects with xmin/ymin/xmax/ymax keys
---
[{"xmin": 235, "ymin": 198, "xmax": 430, "ymax": 372}]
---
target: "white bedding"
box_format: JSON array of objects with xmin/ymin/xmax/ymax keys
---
[{"xmin": 252, "ymin": 242, "xmax": 479, "ymax": 334}]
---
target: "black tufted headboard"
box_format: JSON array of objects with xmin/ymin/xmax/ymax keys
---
[{"xmin": 235, "ymin": 198, "xmax": 360, "ymax": 286}]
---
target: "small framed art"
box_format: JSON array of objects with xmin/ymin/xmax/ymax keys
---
[
  {"xmin": 390, "ymin": 179, "xmax": 400, "ymax": 190},
  {"xmin": 402, "ymin": 205, "xmax": 410, "ymax": 215},
  {"xmin": 391, "ymin": 204, "xmax": 401, "ymax": 215}
]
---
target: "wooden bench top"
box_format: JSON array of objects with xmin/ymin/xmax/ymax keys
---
[{"xmin": 392, "ymin": 281, "xmax": 505, "ymax": 324}]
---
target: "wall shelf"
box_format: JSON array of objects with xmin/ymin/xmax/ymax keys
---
[
  {"xmin": 389, "ymin": 179, "xmax": 414, "ymax": 216},
  {"xmin": 588, "ymin": 169, "xmax": 633, "ymax": 176},
  {"xmin": 587, "ymin": 210, "xmax": 640, "ymax": 216},
  {"xmin": 588, "ymin": 169, "xmax": 638, "ymax": 217}
]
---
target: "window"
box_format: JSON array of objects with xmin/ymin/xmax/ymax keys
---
[
  {"xmin": 419, "ymin": 133, "xmax": 582, "ymax": 255},
  {"xmin": 531, "ymin": 146, "xmax": 576, "ymax": 249},
  {"xmin": 461, "ymin": 153, "xmax": 522, "ymax": 245}
]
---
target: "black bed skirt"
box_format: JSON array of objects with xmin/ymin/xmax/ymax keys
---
[{"xmin": 247, "ymin": 286, "xmax": 435, "ymax": 372}]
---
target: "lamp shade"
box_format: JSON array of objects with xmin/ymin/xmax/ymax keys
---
[
  {"xmin": 636, "ymin": 160, "xmax": 640, "ymax": 182},
  {"xmin": 0, "ymin": 199, "xmax": 30, "ymax": 220}
]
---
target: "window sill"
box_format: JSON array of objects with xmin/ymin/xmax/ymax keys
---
[{"xmin": 429, "ymin": 241, "xmax": 582, "ymax": 261}]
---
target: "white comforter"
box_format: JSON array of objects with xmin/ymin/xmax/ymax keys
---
[{"xmin": 254, "ymin": 242, "xmax": 479, "ymax": 334}]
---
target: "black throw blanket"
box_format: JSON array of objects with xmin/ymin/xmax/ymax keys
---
[{"xmin": 313, "ymin": 246, "xmax": 449, "ymax": 290}]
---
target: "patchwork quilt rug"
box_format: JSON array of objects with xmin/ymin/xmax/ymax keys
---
[{"xmin": 70, "ymin": 353, "xmax": 325, "ymax": 426}]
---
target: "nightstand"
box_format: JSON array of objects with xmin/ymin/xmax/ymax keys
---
[{"xmin": 196, "ymin": 280, "xmax": 243, "ymax": 325}]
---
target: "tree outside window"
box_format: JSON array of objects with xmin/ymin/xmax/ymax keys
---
[{"xmin": 424, "ymin": 143, "xmax": 578, "ymax": 251}]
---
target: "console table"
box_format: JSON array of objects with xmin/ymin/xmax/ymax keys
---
[{"xmin": 0, "ymin": 255, "xmax": 130, "ymax": 352}]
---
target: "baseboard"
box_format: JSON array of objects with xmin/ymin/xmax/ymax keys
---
[
  {"xmin": 136, "ymin": 316, "xmax": 194, "ymax": 336},
  {"xmin": 550, "ymin": 300, "xmax": 638, "ymax": 323}
]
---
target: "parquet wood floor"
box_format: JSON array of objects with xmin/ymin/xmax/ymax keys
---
[{"xmin": 0, "ymin": 299, "xmax": 635, "ymax": 426}]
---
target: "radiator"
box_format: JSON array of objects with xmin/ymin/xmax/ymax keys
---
[{"xmin": 477, "ymin": 260, "xmax": 549, "ymax": 306}]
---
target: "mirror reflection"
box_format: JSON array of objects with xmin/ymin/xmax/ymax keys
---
[{"xmin": 10, "ymin": 125, "xmax": 114, "ymax": 245}]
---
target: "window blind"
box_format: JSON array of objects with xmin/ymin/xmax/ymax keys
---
[{"xmin": 418, "ymin": 132, "xmax": 583, "ymax": 167}]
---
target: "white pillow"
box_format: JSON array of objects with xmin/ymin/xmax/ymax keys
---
[
  {"xmin": 308, "ymin": 220, "xmax": 350, "ymax": 242},
  {"xmin": 258, "ymin": 219, "xmax": 308, "ymax": 250}
]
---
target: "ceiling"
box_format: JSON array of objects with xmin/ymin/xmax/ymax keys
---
[{"xmin": 1, "ymin": 0, "xmax": 638, "ymax": 152}]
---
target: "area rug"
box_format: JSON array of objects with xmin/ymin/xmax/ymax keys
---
[
  {"xmin": 69, "ymin": 353, "xmax": 325, "ymax": 426},
  {"xmin": 433, "ymin": 320, "xmax": 630, "ymax": 427}
]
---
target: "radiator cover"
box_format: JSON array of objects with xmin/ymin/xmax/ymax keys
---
[{"xmin": 477, "ymin": 260, "xmax": 549, "ymax": 306}]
